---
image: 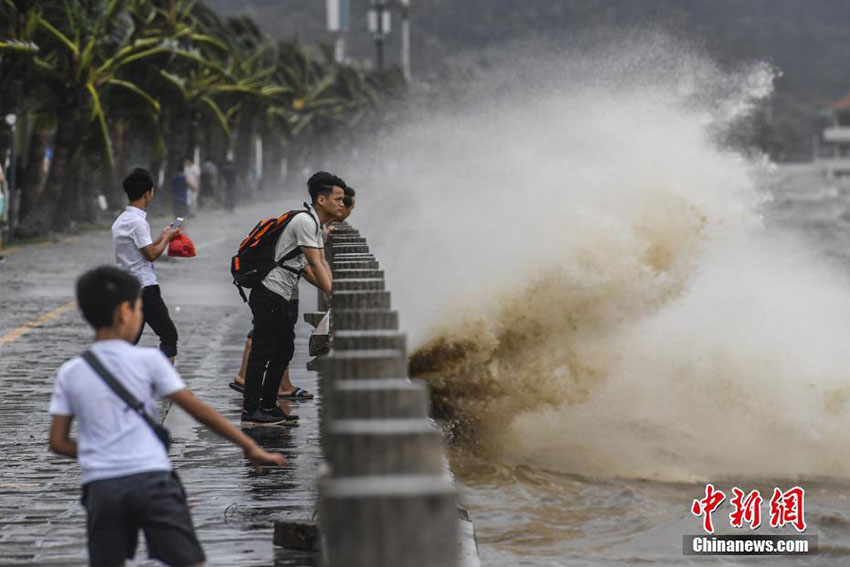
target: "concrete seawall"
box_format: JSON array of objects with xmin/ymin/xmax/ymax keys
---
[{"xmin": 279, "ymin": 222, "xmax": 480, "ymax": 567}]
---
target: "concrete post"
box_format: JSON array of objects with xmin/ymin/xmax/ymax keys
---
[
  {"xmin": 319, "ymin": 475, "xmax": 459, "ymax": 567},
  {"xmin": 332, "ymin": 330, "xmax": 406, "ymax": 352},
  {"xmin": 331, "ymin": 309, "xmax": 399, "ymax": 332},
  {"xmin": 314, "ymin": 221, "xmax": 463, "ymax": 567},
  {"xmin": 330, "ymin": 236, "xmax": 367, "ymax": 244},
  {"xmin": 333, "ymin": 252, "xmax": 376, "ymax": 260},
  {"xmin": 332, "ymin": 378, "xmax": 429, "ymax": 419},
  {"xmin": 333, "ymin": 243, "xmax": 370, "ymax": 254},
  {"xmin": 333, "ymin": 269, "xmax": 385, "ymax": 280},
  {"xmin": 332, "ymin": 290, "xmax": 391, "ymax": 310},
  {"xmin": 320, "ymin": 348, "xmax": 407, "ymax": 382},
  {"xmin": 333, "ymin": 260, "xmax": 380, "ymax": 271},
  {"xmin": 325, "ymin": 418, "xmax": 445, "ymax": 476},
  {"xmin": 333, "ymin": 278, "xmax": 385, "ymax": 292}
]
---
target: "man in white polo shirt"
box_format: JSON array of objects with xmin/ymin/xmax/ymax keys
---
[
  {"xmin": 241, "ymin": 171, "xmax": 342, "ymax": 424},
  {"xmin": 112, "ymin": 168, "xmax": 181, "ymax": 363}
]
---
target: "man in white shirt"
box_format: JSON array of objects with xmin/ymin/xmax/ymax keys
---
[
  {"xmin": 184, "ymin": 158, "xmax": 201, "ymax": 216},
  {"xmin": 241, "ymin": 171, "xmax": 342, "ymax": 424},
  {"xmin": 48, "ymin": 266, "xmax": 285, "ymax": 567},
  {"xmin": 112, "ymin": 168, "xmax": 180, "ymax": 362}
]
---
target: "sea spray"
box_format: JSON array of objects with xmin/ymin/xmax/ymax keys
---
[{"xmin": 337, "ymin": 35, "xmax": 850, "ymax": 480}]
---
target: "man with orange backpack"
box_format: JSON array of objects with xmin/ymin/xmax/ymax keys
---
[{"xmin": 231, "ymin": 172, "xmax": 343, "ymax": 424}]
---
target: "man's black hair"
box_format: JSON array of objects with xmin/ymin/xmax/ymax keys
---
[
  {"xmin": 343, "ymin": 186, "xmax": 355, "ymax": 208},
  {"xmin": 122, "ymin": 167, "xmax": 154, "ymax": 201},
  {"xmin": 307, "ymin": 171, "xmax": 346, "ymax": 203},
  {"xmin": 76, "ymin": 266, "xmax": 141, "ymax": 329}
]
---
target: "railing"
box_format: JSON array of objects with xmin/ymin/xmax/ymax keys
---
[{"xmin": 315, "ymin": 223, "xmax": 470, "ymax": 567}]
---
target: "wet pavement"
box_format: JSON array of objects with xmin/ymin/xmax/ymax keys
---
[{"xmin": 0, "ymin": 197, "xmax": 321, "ymax": 566}]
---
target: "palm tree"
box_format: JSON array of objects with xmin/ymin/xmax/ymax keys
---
[
  {"xmin": 0, "ymin": 0, "xmax": 408, "ymax": 236},
  {"xmin": 12, "ymin": 1, "xmax": 166, "ymax": 233}
]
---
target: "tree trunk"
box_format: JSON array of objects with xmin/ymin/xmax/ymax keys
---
[
  {"xmin": 18, "ymin": 121, "xmax": 49, "ymax": 219},
  {"xmin": 17, "ymin": 92, "xmax": 80, "ymax": 236},
  {"xmin": 233, "ymin": 110, "xmax": 255, "ymax": 197},
  {"xmin": 261, "ymin": 127, "xmax": 284, "ymax": 192},
  {"xmin": 106, "ymin": 117, "xmax": 127, "ymax": 209},
  {"xmin": 57, "ymin": 142, "xmax": 87, "ymax": 230},
  {"xmin": 165, "ymin": 103, "xmax": 190, "ymax": 179},
  {"xmin": 185, "ymin": 108, "xmax": 197, "ymax": 160},
  {"xmin": 72, "ymin": 154, "xmax": 99, "ymax": 225},
  {"xmin": 159, "ymin": 102, "xmax": 189, "ymax": 214}
]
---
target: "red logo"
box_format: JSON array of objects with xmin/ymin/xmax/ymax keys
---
[
  {"xmin": 692, "ymin": 485, "xmax": 806, "ymax": 533},
  {"xmin": 769, "ymin": 486, "xmax": 806, "ymax": 532},
  {"xmin": 691, "ymin": 484, "xmax": 726, "ymax": 534},
  {"xmin": 729, "ymin": 488, "xmax": 763, "ymax": 529}
]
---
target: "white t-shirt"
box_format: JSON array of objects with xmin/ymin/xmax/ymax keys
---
[
  {"xmin": 112, "ymin": 206, "xmax": 157, "ymax": 287},
  {"xmin": 185, "ymin": 163, "xmax": 200, "ymax": 191},
  {"xmin": 261, "ymin": 206, "xmax": 323, "ymax": 300},
  {"xmin": 48, "ymin": 340, "xmax": 186, "ymax": 484}
]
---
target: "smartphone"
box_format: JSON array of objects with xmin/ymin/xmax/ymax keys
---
[{"xmin": 171, "ymin": 217, "xmax": 184, "ymax": 229}]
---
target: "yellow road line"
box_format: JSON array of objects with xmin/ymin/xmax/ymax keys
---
[{"xmin": 0, "ymin": 300, "xmax": 76, "ymax": 348}]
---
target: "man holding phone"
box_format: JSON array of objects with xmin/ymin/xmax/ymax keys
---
[{"xmin": 111, "ymin": 168, "xmax": 182, "ymax": 363}]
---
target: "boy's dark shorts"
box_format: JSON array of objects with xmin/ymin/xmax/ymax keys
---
[{"xmin": 82, "ymin": 470, "xmax": 204, "ymax": 567}]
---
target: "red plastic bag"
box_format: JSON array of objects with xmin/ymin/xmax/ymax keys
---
[{"xmin": 168, "ymin": 232, "xmax": 196, "ymax": 257}]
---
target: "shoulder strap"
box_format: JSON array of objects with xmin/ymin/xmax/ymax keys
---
[
  {"xmin": 81, "ymin": 351, "xmax": 166, "ymax": 446},
  {"xmin": 274, "ymin": 208, "xmax": 318, "ymax": 268},
  {"xmin": 302, "ymin": 202, "xmax": 321, "ymax": 237}
]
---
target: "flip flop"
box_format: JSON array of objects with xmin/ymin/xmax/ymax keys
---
[
  {"xmin": 277, "ymin": 387, "xmax": 314, "ymax": 400},
  {"xmin": 229, "ymin": 381, "xmax": 244, "ymax": 394}
]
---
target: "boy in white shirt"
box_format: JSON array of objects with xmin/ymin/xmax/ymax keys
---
[
  {"xmin": 112, "ymin": 167, "xmax": 180, "ymax": 362},
  {"xmin": 49, "ymin": 265, "xmax": 285, "ymax": 567}
]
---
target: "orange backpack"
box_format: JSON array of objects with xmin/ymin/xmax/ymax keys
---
[{"xmin": 230, "ymin": 209, "xmax": 315, "ymax": 302}]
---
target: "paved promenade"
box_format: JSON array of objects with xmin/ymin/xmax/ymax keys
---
[{"xmin": 0, "ymin": 199, "xmax": 321, "ymax": 566}]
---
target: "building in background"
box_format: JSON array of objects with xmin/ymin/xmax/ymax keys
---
[{"xmin": 819, "ymin": 93, "xmax": 850, "ymax": 178}]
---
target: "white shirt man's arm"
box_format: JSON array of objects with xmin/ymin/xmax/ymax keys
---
[
  {"xmin": 302, "ymin": 263, "xmax": 319, "ymax": 287},
  {"xmin": 140, "ymin": 226, "xmax": 179, "ymax": 261},
  {"xmin": 303, "ymin": 247, "xmax": 332, "ymax": 295}
]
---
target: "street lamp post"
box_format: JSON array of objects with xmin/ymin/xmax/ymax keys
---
[
  {"xmin": 368, "ymin": 0, "xmax": 391, "ymax": 70},
  {"xmin": 326, "ymin": 0, "xmax": 350, "ymax": 63},
  {"xmin": 399, "ymin": 0, "xmax": 411, "ymax": 82}
]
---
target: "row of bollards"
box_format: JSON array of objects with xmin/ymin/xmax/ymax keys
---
[{"xmin": 316, "ymin": 223, "xmax": 461, "ymax": 567}]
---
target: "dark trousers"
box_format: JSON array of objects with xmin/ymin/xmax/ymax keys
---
[
  {"xmin": 82, "ymin": 471, "xmax": 204, "ymax": 567},
  {"xmin": 134, "ymin": 285, "xmax": 178, "ymax": 358},
  {"xmin": 244, "ymin": 285, "xmax": 297, "ymax": 411}
]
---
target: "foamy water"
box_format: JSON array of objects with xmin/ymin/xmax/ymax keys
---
[
  {"xmin": 336, "ymin": 34, "xmax": 850, "ymax": 483},
  {"xmin": 324, "ymin": 32, "xmax": 850, "ymax": 565}
]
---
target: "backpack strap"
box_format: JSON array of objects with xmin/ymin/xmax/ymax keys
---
[
  {"xmin": 234, "ymin": 281, "xmax": 248, "ymax": 303},
  {"xmin": 273, "ymin": 207, "xmax": 320, "ymax": 273},
  {"xmin": 302, "ymin": 202, "xmax": 321, "ymax": 239}
]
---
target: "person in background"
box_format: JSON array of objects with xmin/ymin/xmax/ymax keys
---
[
  {"xmin": 325, "ymin": 185, "xmax": 356, "ymax": 243},
  {"xmin": 239, "ymin": 172, "xmax": 341, "ymax": 423},
  {"xmin": 222, "ymin": 159, "xmax": 237, "ymax": 212},
  {"xmin": 172, "ymin": 164, "xmax": 188, "ymax": 219},
  {"xmin": 200, "ymin": 159, "xmax": 218, "ymax": 207},
  {"xmin": 112, "ymin": 168, "xmax": 181, "ymax": 363},
  {"xmin": 49, "ymin": 265, "xmax": 285, "ymax": 567},
  {"xmin": 184, "ymin": 158, "xmax": 200, "ymax": 216}
]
